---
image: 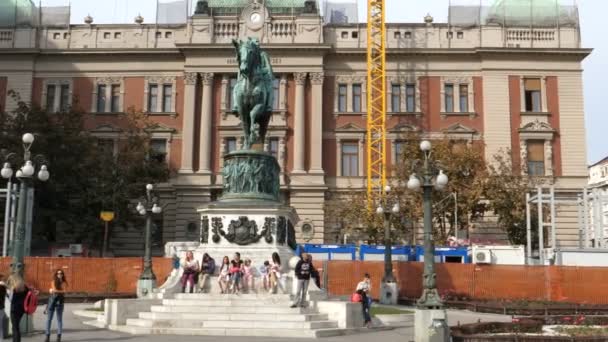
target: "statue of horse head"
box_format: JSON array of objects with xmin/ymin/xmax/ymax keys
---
[{"xmin": 232, "ymin": 38, "xmax": 261, "ymax": 78}]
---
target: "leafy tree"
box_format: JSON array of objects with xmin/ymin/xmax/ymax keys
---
[{"xmin": 0, "ymin": 93, "xmax": 170, "ymax": 252}]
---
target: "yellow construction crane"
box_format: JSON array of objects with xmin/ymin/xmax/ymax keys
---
[{"xmin": 366, "ymin": 0, "xmax": 387, "ymax": 208}]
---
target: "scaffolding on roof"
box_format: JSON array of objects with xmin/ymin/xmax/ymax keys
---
[
  {"xmin": 322, "ymin": 0, "xmax": 358, "ymax": 24},
  {"xmin": 448, "ymin": 0, "xmax": 579, "ymax": 28}
]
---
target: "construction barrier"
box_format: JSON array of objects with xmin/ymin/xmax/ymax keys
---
[
  {"xmin": 1, "ymin": 258, "xmax": 607, "ymax": 305},
  {"xmin": 0, "ymin": 257, "xmax": 173, "ymax": 294},
  {"xmin": 317, "ymin": 261, "xmax": 608, "ymax": 305}
]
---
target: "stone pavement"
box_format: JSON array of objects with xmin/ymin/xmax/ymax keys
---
[{"xmin": 18, "ymin": 303, "xmax": 511, "ymax": 342}]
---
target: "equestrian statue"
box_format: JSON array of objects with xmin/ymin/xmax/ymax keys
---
[{"xmin": 231, "ymin": 38, "xmax": 275, "ymax": 150}]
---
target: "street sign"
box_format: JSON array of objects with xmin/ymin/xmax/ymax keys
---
[{"xmin": 100, "ymin": 211, "xmax": 115, "ymax": 222}]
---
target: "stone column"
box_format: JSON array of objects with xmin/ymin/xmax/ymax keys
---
[
  {"xmin": 309, "ymin": 72, "xmax": 324, "ymax": 174},
  {"xmin": 179, "ymin": 72, "xmax": 198, "ymax": 174},
  {"xmin": 198, "ymin": 73, "xmax": 214, "ymax": 174},
  {"xmin": 293, "ymin": 72, "xmax": 307, "ymax": 173}
]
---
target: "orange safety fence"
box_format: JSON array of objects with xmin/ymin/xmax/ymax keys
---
[
  {"xmin": 0, "ymin": 257, "xmax": 173, "ymax": 294},
  {"xmin": 318, "ymin": 261, "xmax": 608, "ymax": 305}
]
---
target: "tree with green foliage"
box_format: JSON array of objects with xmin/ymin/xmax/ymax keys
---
[{"xmin": 0, "ymin": 94, "xmax": 170, "ymax": 252}]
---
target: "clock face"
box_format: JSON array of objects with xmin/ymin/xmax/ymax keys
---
[{"xmin": 250, "ymin": 12, "xmax": 262, "ymax": 24}]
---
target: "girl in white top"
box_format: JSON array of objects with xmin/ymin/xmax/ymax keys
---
[{"xmin": 218, "ymin": 256, "xmax": 231, "ymax": 294}]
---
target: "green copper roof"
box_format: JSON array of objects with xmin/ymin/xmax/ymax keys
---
[{"xmin": 208, "ymin": 0, "xmax": 309, "ymax": 8}]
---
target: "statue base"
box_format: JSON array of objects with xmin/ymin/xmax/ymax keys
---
[{"xmin": 414, "ymin": 309, "xmax": 449, "ymax": 342}]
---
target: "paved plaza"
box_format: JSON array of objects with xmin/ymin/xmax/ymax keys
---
[{"xmin": 16, "ymin": 304, "xmax": 512, "ymax": 342}]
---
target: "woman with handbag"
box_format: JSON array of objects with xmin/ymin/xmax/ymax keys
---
[
  {"xmin": 7, "ymin": 274, "xmax": 31, "ymax": 342},
  {"xmin": 45, "ymin": 269, "xmax": 68, "ymax": 342}
]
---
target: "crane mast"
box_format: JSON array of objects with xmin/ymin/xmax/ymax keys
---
[{"xmin": 366, "ymin": 0, "xmax": 387, "ymax": 207}]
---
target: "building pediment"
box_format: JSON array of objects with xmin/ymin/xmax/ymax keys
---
[
  {"xmin": 336, "ymin": 123, "xmax": 365, "ymax": 132},
  {"xmin": 443, "ymin": 123, "xmax": 476, "ymax": 134},
  {"xmin": 519, "ymin": 119, "xmax": 555, "ymax": 133},
  {"xmin": 91, "ymin": 124, "xmax": 122, "ymax": 133},
  {"xmin": 391, "ymin": 123, "xmax": 419, "ymax": 133}
]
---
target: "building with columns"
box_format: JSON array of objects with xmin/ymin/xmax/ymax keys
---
[{"xmin": 0, "ymin": 0, "xmax": 591, "ymax": 252}]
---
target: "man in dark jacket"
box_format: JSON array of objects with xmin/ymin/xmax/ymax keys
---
[{"xmin": 291, "ymin": 252, "xmax": 313, "ymax": 308}]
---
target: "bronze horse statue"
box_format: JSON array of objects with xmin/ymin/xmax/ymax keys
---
[{"xmin": 231, "ymin": 38, "xmax": 275, "ymax": 150}]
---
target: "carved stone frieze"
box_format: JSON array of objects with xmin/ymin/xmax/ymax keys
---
[
  {"xmin": 201, "ymin": 72, "xmax": 215, "ymax": 86},
  {"xmin": 201, "ymin": 216, "xmax": 209, "ymax": 243},
  {"xmin": 294, "ymin": 72, "xmax": 308, "ymax": 85},
  {"xmin": 184, "ymin": 72, "xmax": 198, "ymax": 85},
  {"xmin": 310, "ymin": 72, "xmax": 324, "ymax": 85}
]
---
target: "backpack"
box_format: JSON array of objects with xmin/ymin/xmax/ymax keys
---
[{"xmin": 23, "ymin": 290, "xmax": 38, "ymax": 314}]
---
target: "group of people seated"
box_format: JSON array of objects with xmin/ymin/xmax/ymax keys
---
[{"xmin": 179, "ymin": 251, "xmax": 286, "ymax": 294}]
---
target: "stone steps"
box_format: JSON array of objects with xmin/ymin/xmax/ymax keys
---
[
  {"xmin": 150, "ymin": 304, "xmax": 314, "ymax": 314},
  {"xmin": 126, "ymin": 318, "xmax": 338, "ymax": 330},
  {"xmin": 139, "ymin": 312, "xmax": 328, "ymax": 322},
  {"xmin": 115, "ymin": 293, "xmax": 342, "ymax": 338}
]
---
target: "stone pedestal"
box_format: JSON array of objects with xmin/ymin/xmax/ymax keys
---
[
  {"xmin": 136, "ymin": 278, "xmax": 157, "ymax": 298},
  {"xmin": 379, "ymin": 281, "xmax": 399, "ymax": 305},
  {"xmin": 414, "ymin": 309, "xmax": 449, "ymax": 342}
]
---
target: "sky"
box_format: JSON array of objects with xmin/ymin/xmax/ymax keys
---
[{"xmin": 55, "ymin": 0, "xmax": 606, "ymax": 164}]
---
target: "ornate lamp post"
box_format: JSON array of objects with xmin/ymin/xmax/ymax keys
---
[
  {"xmin": 407, "ymin": 140, "xmax": 449, "ymax": 342},
  {"xmin": 136, "ymin": 184, "xmax": 162, "ymax": 297},
  {"xmin": 1, "ymin": 133, "xmax": 49, "ymax": 277},
  {"xmin": 375, "ymin": 185, "xmax": 400, "ymax": 304}
]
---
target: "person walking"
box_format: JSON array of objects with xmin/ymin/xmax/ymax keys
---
[
  {"xmin": 290, "ymin": 252, "xmax": 312, "ymax": 308},
  {"xmin": 269, "ymin": 252, "xmax": 281, "ymax": 294},
  {"xmin": 7, "ymin": 274, "xmax": 30, "ymax": 342},
  {"xmin": 45, "ymin": 269, "xmax": 68, "ymax": 342},
  {"xmin": 0, "ymin": 277, "xmax": 7, "ymax": 342},
  {"xmin": 355, "ymin": 273, "xmax": 372, "ymax": 328}
]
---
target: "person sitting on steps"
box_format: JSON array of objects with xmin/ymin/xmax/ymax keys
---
[
  {"xmin": 198, "ymin": 253, "xmax": 215, "ymax": 293},
  {"xmin": 218, "ymin": 256, "xmax": 230, "ymax": 294},
  {"xmin": 180, "ymin": 251, "xmax": 199, "ymax": 293}
]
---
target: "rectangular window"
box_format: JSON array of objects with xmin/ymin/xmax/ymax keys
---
[
  {"xmin": 524, "ymin": 78, "xmax": 542, "ymax": 112},
  {"xmin": 269, "ymin": 137, "xmax": 279, "ymax": 159},
  {"xmin": 459, "ymin": 84, "xmax": 469, "ymax": 112},
  {"xmin": 46, "ymin": 85, "xmax": 56, "ymax": 111},
  {"xmin": 394, "ymin": 141, "xmax": 404, "ymax": 164},
  {"xmin": 391, "ymin": 84, "xmax": 401, "ymax": 112},
  {"xmin": 226, "ymin": 138, "xmax": 237, "ymax": 154},
  {"xmin": 406, "ymin": 84, "xmax": 416, "ymax": 112},
  {"xmin": 148, "ymin": 84, "xmax": 158, "ymax": 113},
  {"xmin": 341, "ymin": 142, "xmax": 359, "ymax": 177},
  {"xmin": 444, "ymin": 84, "xmax": 454, "ymax": 112},
  {"xmin": 352, "ymin": 84, "xmax": 362, "ymax": 112},
  {"xmin": 272, "ymin": 78, "xmax": 280, "ymax": 110},
  {"xmin": 97, "ymin": 139, "xmax": 115, "ymax": 155},
  {"xmin": 229, "ymin": 78, "xmax": 237, "ymax": 110},
  {"xmin": 150, "ymin": 139, "xmax": 167, "ymax": 163},
  {"xmin": 338, "ymin": 84, "xmax": 347, "ymax": 112},
  {"xmin": 162, "ymin": 84, "xmax": 172, "ymax": 113},
  {"xmin": 111, "ymin": 85, "xmax": 120, "ymax": 113},
  {"xmin": 527, "ymin": 140, "xmax": 545, "ymax": 176},
  {"xmin": 59, "ymin": 84, "xmax": 70, "ymax": 111},
  {"xmin": 96, "ymin": 84, "xmax": 106, "ymax": 112}
]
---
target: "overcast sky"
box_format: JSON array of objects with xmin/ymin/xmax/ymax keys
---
[{"xmin": 55, "ymin": 0, "xmax": 605, "ymax": 164}]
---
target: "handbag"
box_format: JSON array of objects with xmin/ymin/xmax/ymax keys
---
[{"xmin": 350, "ymin": 292, "xmax": 362, "ymax": 303}]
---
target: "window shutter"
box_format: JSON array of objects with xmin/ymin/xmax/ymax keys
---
[
  {"xmin": 527, "ymin": 141, "xmax": 545, "ymax": 162},
  {"xmin": 524, "ymin": 79, "xmax": 541, "ymax": 91}
]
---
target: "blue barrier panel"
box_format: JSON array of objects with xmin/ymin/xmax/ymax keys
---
[
  {"xmin": 359, "ymin": 245, "xmax": 413, "ymax": 261},
  {"xmin": 415, "ymin": 246, "xmax": 471, "ymax": 263},
  {"xmin": 300, "ymin": 244, "xmax": 357, "ymax": 261}
]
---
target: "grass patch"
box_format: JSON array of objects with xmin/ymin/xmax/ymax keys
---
[
  {"xmin": 370, "ymin": 306, "xmax": 413, "ymax": 316},
  {"xmin": 84, "ymin": 307, "xmax": 104, "ymax": 312}
]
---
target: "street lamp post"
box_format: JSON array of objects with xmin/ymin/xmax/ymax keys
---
[
  {"xmin": 376, "ymin": 185, "xmax": 400, "ymax": 304},
  {"xmin": 136, "ymin": 183, "xmax": 162, "ymax": 298},
  {"xmin": 1, "ymin": 133, "xmax": 49, "ymax": 277},
  {"xmin": 407, "ymin": 140, "xmax": 449, "ymax": 342}
]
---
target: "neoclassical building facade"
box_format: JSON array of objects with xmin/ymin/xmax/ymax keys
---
[{"xmin": 0, "ymin": 1, "xmax": 590, "ymax": 252}]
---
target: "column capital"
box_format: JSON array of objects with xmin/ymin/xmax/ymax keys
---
[
  {"xmin": 202, "ymin": 73, "xmax": 215, "ymax": 86},
  {"xmin": 310, "ymin": 72, "xmax": 325, "ymax": 85},
  {"xmin": 184, "ymin": 72, "xmax": 198, "ymax": 85},
  {"xmin": 294, "ymin": 72, "xmax": 308, "ymax": 85}
]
